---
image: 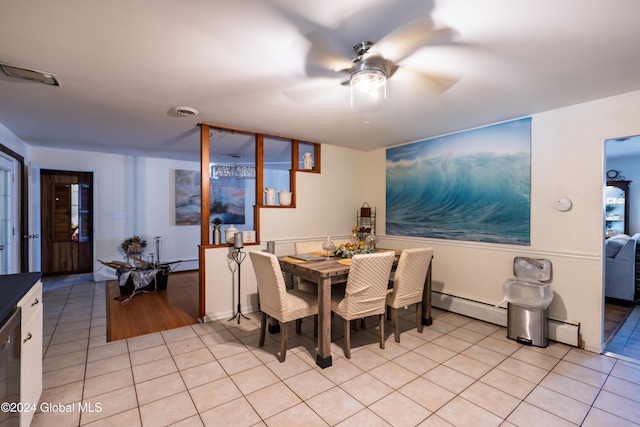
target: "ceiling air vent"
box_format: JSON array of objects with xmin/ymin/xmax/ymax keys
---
[
  {"xmin": 0, "ymin": 62, "xmax": 60, "ymax": 86},
  {"xmin": 173, "ymin": 106, "xmax": 199, "ymax": 117}
]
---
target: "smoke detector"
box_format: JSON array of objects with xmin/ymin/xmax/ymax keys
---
[{"xmin": 172, "ymin": 106, "xmax": 199, "ymax": 117}]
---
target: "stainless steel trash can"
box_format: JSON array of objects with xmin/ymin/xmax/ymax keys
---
[
  {"xmin": 507, "ymin": 303, "xmax": 548, "ymax": 347},
  {"xmin": 503, "ymin": 257, "xmax": 553, "ymax": 348}
]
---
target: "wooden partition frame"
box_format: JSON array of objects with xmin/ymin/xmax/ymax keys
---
[{"xmin": 197, "ymin": 122, "xmax": 321, "ymax": 319}]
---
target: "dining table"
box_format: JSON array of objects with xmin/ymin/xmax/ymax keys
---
[{"xmin": 278, "ymin": 250, "xmax": 432, "ymax": 368}]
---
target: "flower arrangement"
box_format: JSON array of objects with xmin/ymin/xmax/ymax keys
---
[
  {"xmin": 333, "ymin": 241, "xmax": 374, "ymax": 258},
  {"xmin": 121, "ymin": 235, "xmax": 147, "ymax": 254},
  {"xmin": 211, "ymin": 217, "xmax": 222, "ymax": 226}
]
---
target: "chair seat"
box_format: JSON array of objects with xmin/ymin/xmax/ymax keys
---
[
  {"xmin": 297, "ymin": 278, "xmax": 317, "ymax": 294},
  {"xmin": 294, "ymin": 239, "xmax": 349, "ymax": 294},
  {"xmin": 331, "ymin": 288, "xmax": 391, "ymax": 320},
  {"xmin": 385, "ymin": 288, "xmax": 423, "ymax": 308},
  {"xmin": 278, "ymin": 288, "xmax": 318, "ymax": 323}
]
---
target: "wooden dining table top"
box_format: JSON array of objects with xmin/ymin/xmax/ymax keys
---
[{"xmin": 279, "ymin": 250, "xmax": 400, "ymax": 282}]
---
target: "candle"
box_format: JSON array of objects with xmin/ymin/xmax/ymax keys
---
[{"xmin": 234, "ymin": 232, "xmax": 244, "ymax": 248}]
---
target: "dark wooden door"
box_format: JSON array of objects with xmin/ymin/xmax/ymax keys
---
[{"xmin": 41, "ymin": 170, "xmax": 93, "ymax": 275}]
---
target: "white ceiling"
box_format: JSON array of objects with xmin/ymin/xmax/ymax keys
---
[{"xmin": 1, "ymin": 0, "xmax": 640, "ymax": 163}]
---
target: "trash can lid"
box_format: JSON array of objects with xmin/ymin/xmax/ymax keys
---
[
  {"xmin": 502, "ymin": 278, "xmax": 553, "ymax": 309},
  {"xmin": 513, "ymin": 257, "xmax": 551, "ymax": 282}
]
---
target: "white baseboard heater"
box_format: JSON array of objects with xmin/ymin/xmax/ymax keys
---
[{"xmin": 431, "ymin": 291, "xmax": 580, "ymax": 348}]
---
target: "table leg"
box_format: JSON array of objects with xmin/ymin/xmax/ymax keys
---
[
  {"xmin": 316, "ymin": 276, "xmax": 332, "ymax": 368},
  {"xmin": 268, "ymin": 317, "xmax": 280, "ymax": 334},
  {"xmin": 421, "ymin": 260, "xmax": 433, "ymax": 326}
]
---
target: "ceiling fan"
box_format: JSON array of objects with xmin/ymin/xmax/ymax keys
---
[{"xmin": 289, "ymin": 15, "xmax": 460, "ymax": 109}]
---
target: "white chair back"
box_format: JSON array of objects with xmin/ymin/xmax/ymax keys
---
[
  {"xmin": 249, "ymin": 251, "xmax": 288, "ymax": 319},
  {"xmin": 336, "ymin": 251, "xmax": 395, "ymax": 318},
  {"xmin": 388, "ymin": 248, "xmax": 434, "ymax": 307}
]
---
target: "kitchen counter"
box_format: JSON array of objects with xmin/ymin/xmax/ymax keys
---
[{"xmin": 0, "ymin": 272, "xmax": 42, "ymax": 323}]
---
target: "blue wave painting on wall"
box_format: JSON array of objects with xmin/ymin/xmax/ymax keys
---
[{"xmin": 386, "ymin": 118, "xmax": 531, "ymax": 245}]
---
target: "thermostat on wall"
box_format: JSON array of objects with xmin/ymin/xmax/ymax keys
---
[{"xmin": 555, "ymin": 198, "xmax": 573, "ymax": 212}]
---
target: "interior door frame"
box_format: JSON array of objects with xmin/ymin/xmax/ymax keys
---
[
  {"xmin": 602, "ymin": 134, "xmax": 640, "ymax": 358},
  {"xmin": 0, "ymin": 143, "xmax": 27, "ymax": 272},
  {"xmin": 40, "ymin": 169, "xmax": 94, "ymax": 275}
]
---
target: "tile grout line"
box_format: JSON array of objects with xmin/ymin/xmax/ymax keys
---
[{"xmin": 37, "ymin": 275, "xmax": 640, "ymax": 427}]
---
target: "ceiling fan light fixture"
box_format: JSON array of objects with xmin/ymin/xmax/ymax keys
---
[
  {"xmin": 350, "ymin": 68, "xmax": 386, "ymax": 110},
  {"xmin": 350, "ymin": 68, "xmax": 386, "ymax": 93}
]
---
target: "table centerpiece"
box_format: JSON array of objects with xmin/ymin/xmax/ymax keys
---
[{"xmin": 333, "ymin": 241, "xmax": 375, "ymax": 258}]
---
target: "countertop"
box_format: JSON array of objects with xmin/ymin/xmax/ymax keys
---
[{"xmin": 0, "ymin": 272, "xmax": 42, "ymax": 323}]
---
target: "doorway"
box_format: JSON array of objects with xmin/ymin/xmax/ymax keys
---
[
  {"xmin": 603, "ymin": 135, "xmax": 640, "ymax": 361},
  {"xmin": 0, "ymin": 154, "xmax": 16, "ymax": 274},
  {"xmin": 0, "ymin": 145, "xmax": 27, "ymax": 274},
  {"xmin": 40, "ymin": 169, "xmax": 93, "ymax": 275}
]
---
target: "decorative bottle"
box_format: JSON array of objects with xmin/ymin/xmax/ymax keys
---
[
  {"xmin": 303, "ymin": 152, "xmax": 313, "ymax": 170},
  {"xmin": 365, "ymin": 232, "xmax": 378, "ymax": 250},
  {"xmin": 349, "ymin": 226, "xmax": 360, "ymax": 247},
  {"xmin": 213, "ymin": 225, "xmax": 221, "ymax": 245}
]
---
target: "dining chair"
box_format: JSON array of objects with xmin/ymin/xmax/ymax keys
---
[
  {"xmin": 294, "ymin": 239, "xmax": 349, "ymax": 293},
  {"xmin": 330, "ymin": 251, "xmax": 395, "ymax": 358},
  {"xmin": 249, "ymin": 251, "xmax": 318, "ymax": 362},
  {"xmin": 386, "ymin": 247, "xmax": 434, "ymax": 343}
]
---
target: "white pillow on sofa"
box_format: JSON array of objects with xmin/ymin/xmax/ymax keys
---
[{"xmin": 606, "ymin": 234, "xmax": 630, "ymax": 258}]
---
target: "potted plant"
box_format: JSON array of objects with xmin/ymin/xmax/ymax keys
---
[{"xmin": 121, "ymin": 235, "xmax": 147, "ymax": 255}]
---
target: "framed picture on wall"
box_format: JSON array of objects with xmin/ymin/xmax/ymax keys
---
[
  {"xmin": 174, "ymin": 170, "xmax": 247, "ymax": 226},
  {"xmin": 386, "ymin": 118, "xmax": 531, "ymax": 245}
]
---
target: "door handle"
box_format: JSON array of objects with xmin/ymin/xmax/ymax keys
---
[{"xmin": 0, "ymin": 245, "xmax": 4, "ymax": 251}]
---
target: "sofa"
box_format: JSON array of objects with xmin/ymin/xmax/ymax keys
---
[{"xmin": 605, "ymin": 233, "xmax": 640, "ymax": 302}]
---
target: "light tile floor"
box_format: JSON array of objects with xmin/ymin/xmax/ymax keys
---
[
  {"xmin": 31, "ymin": 274, "xmax": 640, "ymax": 427},
  {"xmin": 606, "ymin": 304, "xmax": 640, "ymax": 361}
]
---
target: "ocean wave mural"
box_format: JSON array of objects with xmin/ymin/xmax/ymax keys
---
[{"xmin": 386, "ymin": 118, "xmax": 531, "ymax": 245}]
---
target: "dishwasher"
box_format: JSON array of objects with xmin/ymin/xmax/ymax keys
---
[{"xmin": 0, "ymin": 307, "xmax": 21, "ymax": 427}]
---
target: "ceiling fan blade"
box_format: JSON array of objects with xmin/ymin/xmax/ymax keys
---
[
  {"xmin": 397, "ymin": 66, "xmax": 460, "ymax": 94},
  {"xmin": 282, "ymin": 80, "xmax": 341, "ymax": 104},
  {"xmin": 372, "ymin": 16, "xmax": 456, "ymax": 64},
  {"xmin": 305, "ymin": 30, "xmax": 354, "ymax": 74}
]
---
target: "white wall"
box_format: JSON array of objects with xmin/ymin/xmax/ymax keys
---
[
  {"xmin": 15, "ymin": 89, "xmax": 640, "ymax": 354},
  {"xmin": 358, "ymin": 89, "xmax": 640, "ymax": 353},
  {"xmin": 0, "ymin": 123, "xmax": 29, "ymax": 159},
  {"xmin": 28, "ymin": 148, "xmax": 200, "ymax": 280},
  {"xmin": 607, "ymin": 154, "xmax": 640, "ymax": 235}
]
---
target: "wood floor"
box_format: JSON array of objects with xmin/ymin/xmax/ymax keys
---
[
  {"xmin": 106, "ymin": 270, "xmax": 199, "ymax": 342},
  {"xmin": 604, "ymin": 301, "xmax": 635, "ymax": 345}
]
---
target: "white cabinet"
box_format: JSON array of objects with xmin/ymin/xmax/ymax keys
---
[{"xmin": 18, "ymin": 280, "xmax": 42, "ymax": 427}]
